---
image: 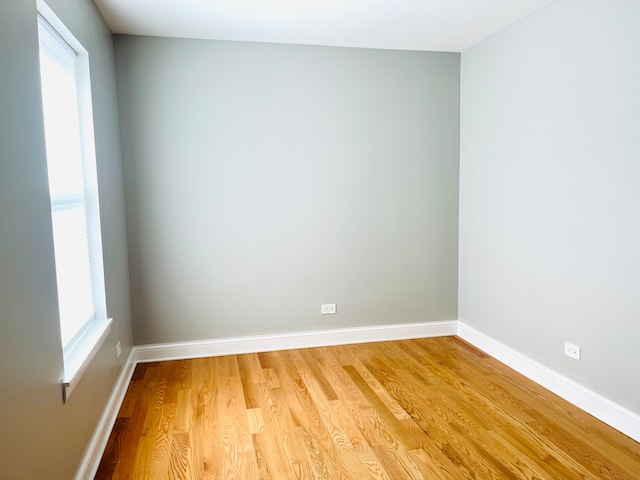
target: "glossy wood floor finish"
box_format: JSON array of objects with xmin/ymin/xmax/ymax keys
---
[{"xmin": 95, "ymin": 337, "xmax": 640, "ymax": 479}]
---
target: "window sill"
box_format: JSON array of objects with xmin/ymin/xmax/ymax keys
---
[{"xmin": 62, "ymin": 317, "xmax": 112, "ymax": 403}]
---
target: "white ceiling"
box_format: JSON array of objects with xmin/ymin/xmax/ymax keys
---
[{"xmin": 95, "ymin": 0, "xmax": 556, "ymax": 53}]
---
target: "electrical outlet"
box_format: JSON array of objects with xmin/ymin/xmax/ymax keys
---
[
  {"xmin": 321, "ymin": 304, "xmax": 337, "ymax": 315},
  {"xmin": 115, "ymin": 341, "xmax": 122, "ymax": 359},
  {"xmin": 564, "ymin": 342, "xmax": 580, "ymax": 360}
]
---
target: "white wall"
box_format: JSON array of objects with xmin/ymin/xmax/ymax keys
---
[
  {"xmin": 114, "ymin": 37, "xmax": 461, "ymax": 345},
  {"xmin": 460, "ymin": 0, "xmax": 640, "ymax": 412},
  {"xmin": 0, "ymin": 0, "xmax": 133, "ymax": 478}
]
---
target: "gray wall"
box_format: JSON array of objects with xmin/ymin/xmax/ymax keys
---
[
  {"xmin": 459, "ymin": 0, "xmax": 640, "ymax": 412},
  {"xmin": 114, "ymin": 37, "xmax": 460, "ymax": 345},
  {"xmin": 0, "ymin": 0, "xmax": 133, "ymax": 478}
]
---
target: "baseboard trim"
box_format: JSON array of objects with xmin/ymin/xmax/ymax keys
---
[
  {"xmin": 133, "ymin": 320, "xmax": 458, "ymax": 363},
  {"xmin": 74, "ymin": 319, "xmax": 640, "ymax": 479},
  {"xmin": 74, "ymin": 349, "xmax": 137, "ymax": 480},
  {"xmin": 73, "ymin": 320, "xmax": 454, "ymax": 479},
  {"xmin": 457, "ymin": 321, "xmax": 640, "ymax": 443}
]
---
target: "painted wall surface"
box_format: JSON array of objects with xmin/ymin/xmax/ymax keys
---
[
  {"xmin": 0, "ymin": 0, "xmax": 133, "ymax": 478},
  {"xmin": 114, "ymin": 37, "xmax": 460, "ymax": 345},
  {"xmin": 459, "ymin": 0, "xmax": 640, "ymax": 412}
]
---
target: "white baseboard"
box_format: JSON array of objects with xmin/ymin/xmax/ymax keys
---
[
  {"xmin": 134, "ymin": 320, "xmax": 458, "ymax": 363},
  {"xmin": 457, "ymin": 321, "xmax": 640, "ymax": 443},
  {"xmin": 74, "ymin": 319, "xmax": 640, "ymax": 480},
  {"xmin": 73, "ymin": 320, "xmax": 454, "ymax": 479},
  {"xmin": 74, "ymin": 349, "xmax": 137, "ymax": 480}
]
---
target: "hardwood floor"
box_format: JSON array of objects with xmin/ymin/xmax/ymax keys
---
[{"xmin": 95, "ymin": 337, "xmax": 640, "ymax": 479}]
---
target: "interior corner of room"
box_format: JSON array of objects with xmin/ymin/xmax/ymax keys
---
[{"xmin": 1, "ymin": 0, "xmax": 639, "ymax": 479}]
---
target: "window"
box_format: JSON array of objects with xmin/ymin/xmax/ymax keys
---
[{"xmin": 37, "ymin": 1, "xmax": 111, "ymax": 402}]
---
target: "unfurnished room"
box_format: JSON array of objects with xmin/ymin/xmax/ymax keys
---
[{"xmin": 0, "ymin": 0, "xmax": 639, "ymax": 478}]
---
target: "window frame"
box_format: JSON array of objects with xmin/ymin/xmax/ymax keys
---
[{"xmin": 37, "ymin": 0, "xmax": 112, "ymax": 403}]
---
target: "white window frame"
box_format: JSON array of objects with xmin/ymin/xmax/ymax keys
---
[{"xmin": 37, "ymin": 0, "xmax": 112, "ymax": 403}]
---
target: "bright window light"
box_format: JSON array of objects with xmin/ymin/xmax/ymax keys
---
[
  {"xmin": 38, "ymin": 23, "xmax": 94, "ymax": 348},
  {"xmin": 37, "ymin": 2, "xmax": 111, "ymax": 402}
]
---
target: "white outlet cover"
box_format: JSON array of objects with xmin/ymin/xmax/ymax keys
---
[
  {"xmin": 564, "ymin": 342, "xmax": 581, "ymax": 360},
  {"xmin": 321, "ymin": 304, "xmax": 337, "ymax": 315}
]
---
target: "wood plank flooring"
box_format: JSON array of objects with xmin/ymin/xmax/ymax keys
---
[{"xmin": 95, "ymin": 337, "xmax": 640, "ymax": 479}]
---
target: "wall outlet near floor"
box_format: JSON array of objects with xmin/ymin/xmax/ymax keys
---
[
  {"xmin": 564, "ymin": 342, "xmax": 580, "ymax": 360},
  {"xmin": 321, "ymin": 303, "xmax": 337, "ymax": 315},
  {"xmin": 115, "ymin": 341, "xmax": 122, "ymax": 359}
]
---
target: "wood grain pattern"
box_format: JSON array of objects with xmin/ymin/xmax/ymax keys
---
[{"xmin": 95, "ymin": 337, "xmax": 640, "ymax": 479}]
